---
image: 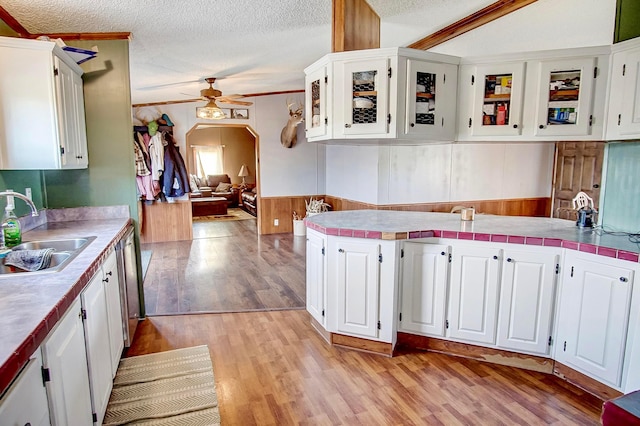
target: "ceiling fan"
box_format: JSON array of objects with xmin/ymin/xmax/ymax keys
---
[{"xmin": 196, "ymin": 77, "xmax": 253, "ymax": 120}]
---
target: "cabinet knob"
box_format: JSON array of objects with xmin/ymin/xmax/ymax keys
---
[
  {"xmin": 106, "ymin": 271, "xmax": 112, "ymax": 276},
  {"xmin": 410, "ymin": 123, "xmax": 415, "ymax": 127},
  {"xmin": 102, "ymin": 277, "xmax": 109, "ymax": 283},
  {"xmin": 338, "ymin": 248, "xmax": 344, "ymax": 253},
  {"xmin": 345, "ymin": 123, "xmax": 351, "ymax": 128},
  {"xmin": 620, "ymin": 277, "xmax": 628, "ymax": 282},
  {"xmin": 441, "ymin": 251, "xmax": 445, "ymax": 256},
  {"xmin": 507, "ymin": 257, "xmax": 513, "ymax": 262},
  {"xmin": 493, "ymin": 255, "xmax": 498, "ymax": 260},
  {"xmin": 513, "ymin": 124, "xmax": 518, "ymax": 129},
  {"xmin": 539, "ymin": 124, "xmax": 545, "ymax": 129}
]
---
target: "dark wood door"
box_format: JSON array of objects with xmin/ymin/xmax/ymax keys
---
[{"xmin": 552, "ymin": 142, "xmax": 605, "ymax": 220}]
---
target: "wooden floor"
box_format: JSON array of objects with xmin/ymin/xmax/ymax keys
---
[
  {"xmin": 141, "ymin": 216, "xmax": 306, "ymax": 315},
  {"xmin": 127, "ymin": 311, "xmax": 602, "ymax": 425}
]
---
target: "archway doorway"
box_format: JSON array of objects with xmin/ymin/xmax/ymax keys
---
[{"xmin": 185, "ymin": 123, "xmax": 261, "ymax": 234}]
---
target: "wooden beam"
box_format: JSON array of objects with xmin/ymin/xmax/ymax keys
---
[
  {"xmin": 29, "ymin": 32, "xmax": 132, "ymax": 41},
  {"xmin": 0, "ymin": 5, "xmax": 30, "ymax": 37},
  {"xmin": 332, "ymin": 0, "xmax": 380, "ymax": 52},
  {"xmin": 407, "ymin": 0, "xmax": 538, "ymax": 51}
]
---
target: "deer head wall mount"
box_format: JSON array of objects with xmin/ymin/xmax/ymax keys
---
[{"xmin": 280, "ymin": 100, "xmax": 304, "ymax": 148}]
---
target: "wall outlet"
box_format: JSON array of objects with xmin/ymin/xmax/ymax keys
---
[
  {"xmin": 274, "ymin": 219, "xmax": 279, "ymax": 226},
  {"xmin": 25, "ymin": 188, "xmax": 32, "ymax": 200}
]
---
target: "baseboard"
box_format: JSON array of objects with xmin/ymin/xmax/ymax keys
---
[
  {"xmin": 396, "ymin": 332, "xmax": 554, "ymax": 374},
  {"xmin": 331, "ymin": 333, "xmax": 393, "ymax": 357},
  {"xmin": 553, "ymin": 361, "xmax": 623, "ymax": 401}
]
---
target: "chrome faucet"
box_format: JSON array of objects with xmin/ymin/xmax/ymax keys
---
[{"xmin": 0, "ymin": 190, "xmax": 39, "ymax": 217}]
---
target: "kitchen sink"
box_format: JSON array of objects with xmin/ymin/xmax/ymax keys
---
[{"xmin": 0, "ymin": 236, "xmax": 97, "ymax": 276}]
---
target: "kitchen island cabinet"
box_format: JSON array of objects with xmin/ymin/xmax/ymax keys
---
[{"xmin": 305, "ymin": 210, "xmax": 640, "ymax": 399}]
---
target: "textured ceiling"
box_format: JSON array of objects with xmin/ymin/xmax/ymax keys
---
[{"xmin": 1, "ymin": 0, "xmax": 493, "ymax": 104}]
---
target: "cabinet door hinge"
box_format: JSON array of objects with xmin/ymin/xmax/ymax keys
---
[
  {"xmin": 388, "ymin": 67, "xmax": 392, "ymax": 78},
  {"xmin": 41, "ymin": 367, "xmax": 51, "ymax": 385},
  {"xmin": 81, "ymin": 308, "xmax": 87, "ymax": 320},
  {"xmin": 448, "ymin": 253, "xmax": 452, "ymax": 263},
  {"xmin": 471, "ymin": 75, "xmax": 475, "ymax": 85},
  {"xmin": 468, "ymin": 118, "xmax": 472, "ymax": 128},
  {"xmin": 400, "ymin": 248, "xmax": 404, "ymax": 258},
  {"xmin": 53, "ymin": 67, "xmax": 59, "ymax": 76},
  {"xmin": 60, "ymin": 146, "xmax": 65, "ymax": 155},
  {"xmin": 93, "ymin": 413, "xmax": 98, "ymax": 423},
  {"xmin": 555, "ymin": 264, "xmax": 559, "ymax": 274},
  {"xmin": 593, "ymin": 66, "xmax": 598, "ymax": 79},
  {"xmin": 377, "ymin": 321, "xmax": 381, "ymax": 330},
  {"xmin": 322, "ymin": 309, "xmax": 325, "ymax": 317},
  {"xmin": 324, "ymin": 117, "xmax": 328, "ymax": 125},
  {"xmin": 589, "ymin": 115, "xmax": 593, "ymax": 126},
  {"xmin": 618, "ymin": 114, "xmax": 622, "ymax": 126},
  {"xmin": 445, "ymin": 320, "xmax": 449, "ymax": 329},
  {"xmin": 570, "ymin": 266, "xmax": 574, "ymax": 278},
  {"xmin": 325, "ymin": 75, "xmax": 328, "ymax": 84},
  {"xmin": 548, "ymin": 336, "xmax": 553, "ymax": 346},
  {"xmin": 443, "ymin": 74, "xmax": 446, "ymax": 84},
  {"xmin": 321, "ymin": 247, "xmax": 325, "ymax": 256},
  {"xmin": 623, "ymin": 63, "xmax": 626, "ymax": 76},
  {"xmin": 399, "ymin": 312, "xmax": 402, "ymax": 322},
  {"xmin": 387, "ymin": 113, "xmax": 391, "ymax": 124},
  {"xmin": 378, "ymin": 253, "xmax": 383, "ymax": 263},
  {"xmin": 563, "ymin": 341, "xmax": 567, "ymax": 352}
]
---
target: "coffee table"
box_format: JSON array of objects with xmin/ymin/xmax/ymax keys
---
[{"xmin": 191, "ymin": 197, "xmax": 228, "ymax": 217}]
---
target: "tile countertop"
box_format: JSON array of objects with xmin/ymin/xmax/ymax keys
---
[
  {"xmin": 0, "ymin": 206, "xmax": 132, "ymax": 396},
  {"xmin": 305, "ymin": 210, "xmax": 640, "ymax": 261}
]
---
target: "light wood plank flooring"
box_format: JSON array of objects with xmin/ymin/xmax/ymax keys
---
[
  {"xmin": 141, "ymin": 216, "xmax": 306, "ymax": 315},
  {"xmin": 127, "ymin": 311, "xmax": 602, "ymax": 425}
]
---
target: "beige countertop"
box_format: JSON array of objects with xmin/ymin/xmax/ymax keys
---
[{"xmin": 0, "ymin": 206, "xmax": 132, "ymax": 396}]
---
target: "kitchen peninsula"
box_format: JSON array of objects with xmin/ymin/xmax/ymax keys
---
[
  {"xmin": 0, "ymin": 206, "xmax": 132, "ymax": 416},
  {"xmin": 305, "ymin": 210, "xmax": 640, "ymax": 400}
]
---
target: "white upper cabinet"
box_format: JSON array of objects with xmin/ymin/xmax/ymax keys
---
[
  {"xmin": 304, "ymin": 47, "xmax": 459, "ymax": 143},
  {"xmin": 0, "ymin": 36, "xmax": 88, "ymax": 170},
  {"xmin": 606, "ymin": 38, "xmax": 640, "ymax": 140},
  {"xmin": 467, "ymin": 62, "xmax": 526, "ymax": 137},
  {"xmin": 534, "ymin": 57, "xmax": 596, "ymax": 137},
  {"xmin": 457, "ymin": 46, "xmax": 609, "ymax": 142}
]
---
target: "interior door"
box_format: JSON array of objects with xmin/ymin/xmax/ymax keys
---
[{"xmin": 551, "ymin": 141, "xmax": 604, "ymax": 220}]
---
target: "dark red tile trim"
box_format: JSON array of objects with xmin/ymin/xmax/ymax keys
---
[{"xmin": 618, "ymin": 251, "xmax": 640, "ymax": 262}]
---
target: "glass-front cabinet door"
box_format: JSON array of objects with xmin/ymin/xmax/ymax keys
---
[
  {"xmin": 404, "ymin": 60, "xmax": 457, "ymax": 139},
  {"xmin": 339, "ymin": 58, "xmax": 389, "ymax": 136},
  {"xmin": 535, "ymin": 57, "xmax": 596, "ymax": 137},
  {"xmin": 470, "ymin": 62, "xmax": 525, "ymax": 137},
  {"xmin": 305, "ymin": 66, "xmax": 328, "ymax": 139}
]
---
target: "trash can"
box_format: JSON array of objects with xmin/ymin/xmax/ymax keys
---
[{"xmin": 293, "ymin": 219, "xmax": 306, "ymax": 236}]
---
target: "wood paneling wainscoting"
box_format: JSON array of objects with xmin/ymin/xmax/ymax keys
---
[
  {"xmin": 139, "ymin": 200, "xmax": 192, "ymax": 243},
  {"xmin": 259, "ymin": 195, "xmax": 551, "ymax": 234}
]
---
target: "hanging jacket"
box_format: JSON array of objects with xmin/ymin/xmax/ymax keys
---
[{"xmin": 162, "ymin": 132, "xmax": 190, "ymax": 197}]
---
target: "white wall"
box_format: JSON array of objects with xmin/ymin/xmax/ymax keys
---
[
  {"xmin": 133, "ymin": 93, "xmax": 324, "ymax": 199},
  {"xmin": 429, "ymin": 0, "xmax": 616, "ymax": 58},
  {"xmin": 325, "ymin": 145, "xmax": 379, "ymax": 204}
]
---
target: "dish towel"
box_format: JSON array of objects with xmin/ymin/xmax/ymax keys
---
[{"xmin": 4, "ymin": 248, "xmax": 55, "ymax": 272}]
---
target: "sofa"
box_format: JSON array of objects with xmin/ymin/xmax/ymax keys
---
[
  {"xmin": 189, "ymin": 173, "xmax": 238, "ymax": 207},
  {"xmin": 241, "ymin": 187, "xmax": 257, "ymax": 216}
]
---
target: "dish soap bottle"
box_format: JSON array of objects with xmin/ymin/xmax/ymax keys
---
[{"xmin": 2, "ymin": 194, "xmax": 21, "ymax": 247}]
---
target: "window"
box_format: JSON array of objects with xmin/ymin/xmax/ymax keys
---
[{"xmin": 192, "ymin": 145, "xmax": 223, "ymax": 177}]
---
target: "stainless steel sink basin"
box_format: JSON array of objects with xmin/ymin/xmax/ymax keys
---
[{"xmin": 0, "ymin": 236, "xmax": 97, "ymax": 276}]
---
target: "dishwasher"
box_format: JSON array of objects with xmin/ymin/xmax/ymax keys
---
[{"xmin": 115, "ymin": 226, "xmax": 140, "ymax": 347}]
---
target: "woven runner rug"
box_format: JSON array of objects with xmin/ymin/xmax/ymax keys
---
[{"xmin": 103, "ymin": 345, "xmax": 220, "ymax": 425}]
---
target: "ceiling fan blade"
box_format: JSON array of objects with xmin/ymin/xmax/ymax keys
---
[{"xmin": 216, "ymin": 97, "xmax": 253, "ymax": 106}]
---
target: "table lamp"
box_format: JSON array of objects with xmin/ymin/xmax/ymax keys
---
[{"xmin": 238, "ymin": 165, "xmax": 249, "ymax": 187}]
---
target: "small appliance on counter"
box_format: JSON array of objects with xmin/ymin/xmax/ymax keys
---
[{"xmin": 576, "ymin": 207, "xmax": 595, "ymax": 228}]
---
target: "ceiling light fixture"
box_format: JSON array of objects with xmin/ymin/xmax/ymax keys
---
[{"xmin": 196, "ymin": 100, "xmax": 225, "ymax": 119}]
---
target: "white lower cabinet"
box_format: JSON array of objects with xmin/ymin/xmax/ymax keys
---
[
  {"xmin": 334, "ymin": 239, "xmax": 381, "ymax": 338},
  {"xmin": 103, "ymin": 250, "xmax": 125, "ymax": 376},
  {"xmin": 497, "ymin": 248, "xmax": 559, "ymax": 355},
  {"xmin": 0, "ymin": 351, "xmax": 50, "ymax": 426},
  {"xmin": 81, "ymin": 272, "xmax": 113, "ymax": 426},
  {"xmin": 41, "ymin": 297, "xmax": 94, "ymax": 426},
  {"xmin": 554, "ymin": 250, "xmax": 635, "ymax": 388},
  {"xmin": 306, "ymin": 229, "xmax": 327, "ymax": 327},
  {"xmin": 399, "ymin": 242, "xmax": 449, "ymax": 337},
  {"xmin": 447, "ymin": 244, "xmax": 502, "ymax": 345}
]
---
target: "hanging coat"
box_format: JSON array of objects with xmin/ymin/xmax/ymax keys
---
[{"xmin": 162, "ymin": 132, "xmax": 190, "ymax": 197}]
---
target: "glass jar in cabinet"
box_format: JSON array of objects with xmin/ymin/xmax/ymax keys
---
[
  {"xmin": 305, "ymin": 65, "xmax": 329, "ymax": 140},
  {"xmin": 404, "ymin": 60, "xmax": 457, "ymax": 140},
  {"xmin": 534, "ymin": 57, "xmax": 596, "ymax": 137},
  {"xmin": 469, "ymin": 62, "xmax": 525, "ymax": 137},
  {"xmin": 336, "ymin": 58, "xmax": 390, "ymax": 137}
]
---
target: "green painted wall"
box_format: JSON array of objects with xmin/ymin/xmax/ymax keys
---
[
  {"xmin": 615, "ymin": 0, "xmax": 640, "ymax": 43},
  {"xmin": 43, "ymin": 40, "xmax": 137, "ymax": 217},
  {"xmin": 0, "ymin": 171, "xmax": 46, "ymax": 217},
  {"xmin": 0, "ymin": 21, "xmax": 18, "ymax": 37}
]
